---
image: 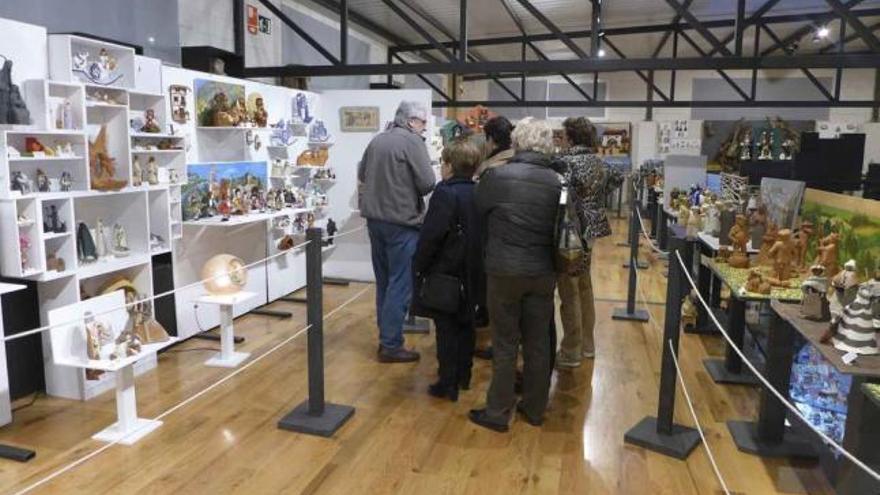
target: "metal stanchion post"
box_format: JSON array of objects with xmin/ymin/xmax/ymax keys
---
[
  {"xmin": 624, "ymin": 235, "xmax": 701, "ymax": 459},
  {"xmin": 278, "ymin": 228, "xmax": 355, "ymax": 437},
  {"xmin": 613, "ymin": 203, "xmax": 649, "ymax": 322},
  {"xmin": 622, "ymin": 190, "xmax": 648, "ymax": 270},
  {"xmin": 403, "ymin": 313, "xmax": 430, "ymax": 333}
]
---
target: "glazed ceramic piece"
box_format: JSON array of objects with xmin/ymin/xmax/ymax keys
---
[
  {"xmin": 829, "ymin": 260, "xmax": 859, "ymax": 321},
  {"xmin": 113, "ymin": 223, "xmax": 129, "ymax": 257},
  {"xmin": 801, "ymin": 265, "xmax": 830, "ymax": 321},
  {"xmin": 826, "ymin": 272, "xmax": 880, "ymax": 355},
  {"xmin": 77, "ymin": 222, "xmax": 97, "ymax": 262},
  {"xmin": 202, "ymin": 254, "xmax": 248, "ymax": 295},
  {"xmin": 132, "ymin": 157, "xmax": 142, "ymax": 187},
  {"xmin": 685, "ymin": 206, "xmax": 701, "ymax": 238}
]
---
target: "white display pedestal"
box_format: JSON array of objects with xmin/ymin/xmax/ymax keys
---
[
  {"xmin": 92, "ymin": 364, "xmax": 162, "ymax": 445},
  {"xmin": 196, "ymin": 292, "xmax": 258, "ymax": 368}
]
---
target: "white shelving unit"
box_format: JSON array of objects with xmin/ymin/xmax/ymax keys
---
[{"xmin": 48, "ymin": 34, "xmax": 136, "ymax": 89}]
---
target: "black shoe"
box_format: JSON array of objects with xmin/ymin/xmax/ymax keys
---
[
  {"xmin": 516, "ymin": 403, "xmax": 543, "ymax": 427},
  {"xmin": 468, "ymin": 409, "xmax": 509, "ymax": 433},
  {"xmin": 474, "ymin": 347, "xmax": 493, "ymax": 360},
  {"xmin": 377, "ymin": 346, "xmax": 420, "ymax": 363},
  {"xmin": 428, "ymin": 382, "xmax": 458, "ymax": 402}
]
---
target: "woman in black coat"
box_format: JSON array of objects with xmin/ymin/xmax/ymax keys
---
[{"xmin": 411, "ymin": 137, "xmax": 486, "ymax": 401}]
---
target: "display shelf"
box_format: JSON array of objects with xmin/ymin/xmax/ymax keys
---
[
  {"xmin": 22, "ymin": 79, "xmax": 86, "ymax": 132},
  {"xmin": 0, "ymin": 197, "xmax": 45, "ymax": 277},
  {"xmin": 43, "ymin": 231, "xmax": 71, "ymax": 240},
  {"xmin": 49, "ymin": 34, "xmax": 135, "ymax": 89},
  {"xmin": 148, "ymin": 188, "xmax": 171, "ymax": 253},
  {"xmin": 8, "ymin": 156, "xmax": 86, "ymax": 162},
  {"xmin": 131, "ymin": 149, "xmax": 184, "ymax": 155},
  {"xmin": 2, "ymin": 130, "xmax": 89, "ymax": 197},
  {"xmin": 86, "ymin": 101, "xmax": 128, "ymax": 110},
  {"xmin": 196, "ymin": 126, "xmax": 251, "ymax": 131},
  {"xmin": 76, "ymin": 253, "xmax": 151, "ymax": 281},
  {"xmin": 86, "ymin": 103, "xmax": 132, "ymax": 187},
  {"xmin": 129, "ymin": 132, "xmax": 182, "ymax": 140}
]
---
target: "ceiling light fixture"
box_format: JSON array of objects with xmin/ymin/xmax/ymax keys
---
[
  {"xmin": 597, "ymin": 48, "xmax": 606, "ymax": 57},
  {"xmin": 816, "ymin": 25, "xmax": 830, "ymax": 38}
]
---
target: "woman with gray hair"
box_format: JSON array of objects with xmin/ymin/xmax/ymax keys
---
[{"xmin": 469, "ymin": 118, "xmax": 562, "ymax": 432}]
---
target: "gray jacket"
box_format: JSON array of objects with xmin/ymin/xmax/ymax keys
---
[
  {"xmin": 476, "ymin": 151, "xmax": 562, "ymax": 277},
  {"xmin": 358, "ymin": 126, "xmax": 435, "ymax": 226}
]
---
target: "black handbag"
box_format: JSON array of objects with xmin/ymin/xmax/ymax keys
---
[{"xmin": 418, "ymin": 196, "xmax": 466, "ymax": 314}]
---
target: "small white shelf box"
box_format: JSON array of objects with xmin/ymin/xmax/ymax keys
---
[
  {"xmin": 49, "ymin": 35, "xmax": 136, "ymax": 89},
  {"xmin": 2, "ymin": 130, "xmax": 89, "ymax": 197},
  {"xmin": 22, "ymin": 79, "xmax": 86, "ymax": 131}
]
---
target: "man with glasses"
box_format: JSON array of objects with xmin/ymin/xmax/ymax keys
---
[{"xmin": 358, "ymin": 101, "xmax": 435, "ymax": 362}]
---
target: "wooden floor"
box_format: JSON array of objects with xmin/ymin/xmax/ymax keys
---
[{"xmin": 0, "ymin": 218, "xmax": 836, "ymax": 494}]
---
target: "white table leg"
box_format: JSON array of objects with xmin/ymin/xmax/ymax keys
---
[
  {"xmin": 205, "ymin": 303, "xmax": 250, "ymax": 368},
  {"xmin": 92, "ymin": 364, "xmax": 162, "ymax": 445}
]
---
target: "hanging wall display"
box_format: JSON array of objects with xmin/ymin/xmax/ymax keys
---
[
  {"xmin": 195, "ymin": 79, "xmax": 248, "ymax": 127},
  {"xmin": 339, "ymin": 106, "xmax": 380, "ymax": 132},
  {"xmin": 182, "ymin": 161, "xmax": 268, "ymax": 221},
  {"xmin": 169, "ymin": 84, "xmax": 191, "ymax": 124}
]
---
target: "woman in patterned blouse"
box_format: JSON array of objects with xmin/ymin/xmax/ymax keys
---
[{"xmin": 555, "ymin": 117, "xmax": 623, "ymax": 368}]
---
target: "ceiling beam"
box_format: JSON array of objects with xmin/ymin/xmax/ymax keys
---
[
  {"xmin": 664, "ymin": 0, "xmax": 732, "ymax": 56},
  {"xmin": 258, "ymin": 0, "xmax": 340, "ymax": 64},
  {"xmin": 601, "ymin": 37, "xmax": 669, "ymax": 101},
  {"xmin": 677, "ymin": 30, "xmax": 749, "ymax": 100},
  {"xmin": 824, "ymin": 0, "xmax": 880, "ymax": 52},
  {"xmin": 514, "ymin": 0, "xmax": 589, "ymax": 58},
  {"xmin": 651, "ymin": 0, "xmax": 693, "ymax": 58},
  {"xmin": 380, "ymin": 0, "xmax": 456, "ymax": 61},
  {"xmin": 761, "ymin": 24, "xmax": 835, "ymax": 101}
]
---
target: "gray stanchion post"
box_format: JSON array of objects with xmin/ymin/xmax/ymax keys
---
[
  {"xmin": 278, "ymin": 228, "xmax": 355, "ymax": 437},
  {"xmin": 624, "ymin": 235, "xmax": 701, "ymax": 459},
  {"xmin": 403, "ymin": 313, "xmax": 430, "ymax": 334},
  {"xmin": 612, "ymin": 200, "xmax": 649, "ymax": 322},
  {"xmin": 622, "ymin": 187, "xmax": 648, "ymax": 270}
]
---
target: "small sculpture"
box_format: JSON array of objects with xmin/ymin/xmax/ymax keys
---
[
  {"xmin": 36, "ymin": 169, "xmax": 50, "ymax": 192},
  {"xmin": 727, "ymin": 214, "xmax": 750, "ymax": 268},
  {"xmin": 201, "ymin": 254, "xmax": 248, "ymax": 295},
  {"xmin": 745, "ymin": 269, "xmax": 772, "ymax": 295},
  {"xmin": 113, "ymin": 223, "xmax": 130, "ymax": 257},
  {"xmin": 25, "ymin": 137, "xmax": 52, "ymax": 156},
  {"xmin": 756, "ymin": 223, "xmax": 779, "ymax": 267},
  {"xmin": 309, "ymin": 120, "xmax": 330, "ymax": 142},
  {"xmin": 685, "ymin": 206, "xmax": 701, "ymax": 238},
  {"xmin": 828, "ymin": 260, "xmax": 859, "ymax": 321},
  {"xmin": 801, "ymin": 265, "xmax": 831, "ymax": 321},
  {"xmin": 793, "ymin": 221, "xmax": 813, "ymax": 271},
  {"xmin": 60, "ymin": 171, "xmax": 73, "ymax": 192},
  {"xmin": 739, "ymin": 129, "xmax": 752, "ymax": 161},
  {"xmin": 680, "ymin": 290, "xmax": 698, "ymax": 330},
  {"xmin": 822, "ymin": 269, "xmax": 880, "ymax": 355},
  {"xmin": 131, "ymin": 299, "xmax": 170, "ymax": 344},
  {"xmin": 89, "ymin": 125, "xmax": 127, "ymax": 191},
  {"xmin": 758, "ymin": 130, "xmax": 772, "ymax": 160},
  {"xmin": 767, "ymin": 228, "xmax": 797, "ymax": 282},
  {"xmin": 46, "ymin": 252, "xmax": 65, "ymax": 272},
  {"xmin": 19, "ymin": 234, "xmax": 30, "ymax": 271},
  {"xmin": 44, "ymin": 205, "xmax": 66, "ymax": 233},
  {"xmin": 815, "ymin": 232, "xmax": 841, "ymax": 278},
  {"xmin": 295, "ymin": 93, "xmax": 313, "ymax": 124},
  {"xmin": 11, "ymin": 171, "xmax": 33, "ymax": 194},
  {"xmin": 326, "ymin": 218, "xmax": 338, "ymax": 245},
  {"xmin": 718, "ymin": 202, "xmax": 736, "ymax": 244},
  {"xmin": 146, "ymin": 157, "xmax": 159, "ymax": 185},
  {"xmin": 749, "ymin": 205, "xmax": 767, "ymax": 250},
  {"xmin": 77, "ymin": 222, "xmax": 97, "ymax": 262},
  {"xmin": 169, "ymin": 169, "xmax": 180, "ymax": 184},
  {"xmin": 132, "ymin": 157, "xmax": 142, "ymax": 186},
  {"xmin": 779, "ymin": 138, "xmax": 795, "ymax": 160},
  {"xmin": 95, "ymin": 219, "xmax": 108, "ymax": 258},
  {"xmin": 252, "ymin": 96, "xmax": 268, "ymax": 127},
  {"xmin": 111, "ymin": 326, "xmax": 142, "ymax": 360},
  {"xmin": 140, "ymin": 109, "xmax": 161, "ymax": 133}
]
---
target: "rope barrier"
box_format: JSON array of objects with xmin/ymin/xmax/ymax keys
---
[
  {"xmin": 11, "ymin": 283, "xmax": 373, "ymax": 495},
  {"xmin": 673, "ymin": 251, "xmax": 880, "ymax": 483},
  {"xmin": 633, "ymin": 204, "xmax": 668, "ymax": 257},
  {"xmin": 2, "ymin": 224, "xmax": 366, "ymax": 344},
  {"xmin": 667, "ymin": 339, "xmax": 732, "ymax": 495}
]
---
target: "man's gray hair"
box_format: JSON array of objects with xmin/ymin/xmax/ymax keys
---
[
  {"xmin": 511, "ymin": 117, "xmax": 554, "ymax": 155},
  {"xmin": 393, "ymin": 101, "xmax": 429, "ymax": 127}
]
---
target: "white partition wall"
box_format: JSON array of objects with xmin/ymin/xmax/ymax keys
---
[{"xmin": 319, "ymin": 89, "xmax": 433, "ymax": 282}]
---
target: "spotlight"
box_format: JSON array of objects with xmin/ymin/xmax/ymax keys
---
[
  {"xmin": 816, "ymin": 25, "xmax": 830, "ymax": 38},
  {"xmin": 597, "ymin": 48, "xmax": 606, "ymax": 58},
  {"xmin": 147, "ymin": 36, "xmax": 156, "ymax": 45}
]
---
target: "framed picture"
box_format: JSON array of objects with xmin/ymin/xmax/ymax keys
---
[{"xmin": 340, "ymin": 106, "xmax": 380, "ymax": 132}]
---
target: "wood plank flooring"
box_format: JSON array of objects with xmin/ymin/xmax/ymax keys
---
[{"xmin": 0, "ymin": 218, "xmax": 836, "ymax": 494}]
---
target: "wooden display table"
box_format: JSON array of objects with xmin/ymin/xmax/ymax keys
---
[
  {"xmin": 728, "ymin": 301, "xmax": 880, "ymax": 493},
  {"xmin": 701, "ymin": 260, "xmax": 803, "ymax": 386}
]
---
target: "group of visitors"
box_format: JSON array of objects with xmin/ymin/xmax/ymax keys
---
[{"xmin": 358, "ymin": 101, "xmax": 622, "ymax": 432}]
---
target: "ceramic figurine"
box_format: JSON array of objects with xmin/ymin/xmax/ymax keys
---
[
  {"xmin": 252, "ymin": 96, "xmax": 268, "ymax": 127},
  {"xmin": 56, "ymin": 100, "xmax": 73, "ymax": 129},
  {"xmin": 77, "ymin": 222, "xmax": 97, "ymax": 262},
  {"xmin": 801, "ymin": 265, "xmax": 831, "ymax": 321},
  {"xmin": 111, "ymin": 326, "xmax": 142, "ymax": 360},
  {"xmin": 19, "ymin": 234, "xmax": 30, "ymax": 271},
  {"xmin": 150, "ymin": 233, "xmax": 165, "ymax": 251},
  {"xmin": 60, "ymin": 171, "xmax": 73, "ymax": 192},
  {"xmin": 326, "ymin": 218, "xmax": 337, "ymax": 245},
  {"xmin": 676, "ymin": 201, "xmax": 690, "ymax": 226},
  {"xmin": 727, "ymin": 214, "xmax": 750, "ymax": 269},
  {"xmin": 44, "ymin": 205, "xmax": 66, "ymax": 233},
  {"xmin": 702, "ymin": 202, "xmax": 720, "ymax": 236},
  {"xmin": 815, "ymin": 232, "xmax": 841, "ymax": 278},
  {"xmin": 131, "ymin": 299, "xmax": 170, "ymax": 344},
  {"xmin": 794, "ymin": 221, "xmax": 813, "ymax": 270},
  {"xmin": 147, "ymin": 157, "xmax": 159, "ymax": 185},
  {"xmin": 113, "ymin": 223, "xmax": 129, "ymax": 257},
  {"xmin": 685, "ymin": 206, "xmax": 701, "ymax": 238},
  {"xmin": 681, "ymin": 290, "xmax": 698, "ymax": 330},
  {"xmin": 132, "ymin": 157, "xmax": 142, "ymax": 186},
  {"xmin": 95, "ymin": 219, "xmax": 108, "ymax": 258},
  {"xmin": 169, "ymin": 169, "xmax": 180, "ymax": 184},
  {"xmin": 756, "ymin": 223, "xmax": 778, "ymax": 267},
  {"xmin": 36, "ymin": 169, "xmax": 50, "ymax": 192},
  {"xmin": 25, "ymin": 137, "xmax": 50, "ymax": 156},
  {"xmin": 779, "ymin": 138, "xmax": 795, "ymax": 160},
  {"xmin": 758, "ymin": 131, "xmax": 772, "ymax": 160},
  {"xmin": 822, "ymin": 269, "xmax": 880, "ymax": 355},
  {"xmin": 11, "ymin": 171, "xmax": 33, "ymax": 194},
  {"xmin": 738, "ymin": 130, "xmax": 752, "ymax": 161},
  {"xmin": 295, "ymin": 93, "xmax": 313, "ymax": 123},
  {"xmin": 745, "ymin": 269, "xmax": 772, "ymax": 294},
  {"xmin": 46, "ymin": 252, "xmax": 65, "ymax": 272},
  {"xmin": 140, "ymin": 109, "xmax": 161, "ymax": 133},
  {"xmin": 89, "ymin": 125, "xmax": 127, "ymax": 191},
  {"xmin": 828, "ymin": 260, "xmax": 859, "ymax": 321},
  {"xmin": 309, "ymin": 120, "xmax": 330, "ymax": 142},
  {"xmin": 767, "ymin": 228, "xmax": 797, "ymax": 282}
]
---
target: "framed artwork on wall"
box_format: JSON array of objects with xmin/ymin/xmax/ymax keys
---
[{"xmin": 339, "ymin": 106, "xmax": 380, "ymax": 132}]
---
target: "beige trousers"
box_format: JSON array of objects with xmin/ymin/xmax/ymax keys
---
[{"xmin": 557, "ymin": 268, "xmax": 595, "ymax": 359}]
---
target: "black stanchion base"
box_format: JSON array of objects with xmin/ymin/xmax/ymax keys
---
[
  {"xmin": 622, "ymin": 261, "xmax": 649, "ymax": 270},
  {"xmin": 403, "ymin": 317, "xmax": 431, "ymax": 334},
  {"xmin": 0, "ymin": 444, "xmax": 35, "ymax": 462},
  {"xmin": 624, "ymin": 417, "xmax": 701, "ymax": 460},
  {"xmin": 683, "ymin": 322, "xmax": 721, "ymax": 335},
  {"xmin": 279, "ymin": 295, "xmax": 307, "ymax": 303},
  {"xmin": 612, "ymin": 307, "xmax": 650, "ymax": 322},
  {"xmin": 252, "ymin": 309, "xmax": 293, "ymax": 318},
  {"xmin": 727, "ymin": 420, "xmax": 818, "ymax": 459},
  {"xmin": 194, "ymin": 333, "xmax": 245, "ymax": 344},
  {"xmin": 278, "ymin": 401, "xmax": 355, "ymax": 438},
  {"xmin": 703, "ymin": 359, "xmax": 760, "ymax": 386},
  {"xmin": 323, "ymin": 277, "xmax": 351, "ymax": 286}
]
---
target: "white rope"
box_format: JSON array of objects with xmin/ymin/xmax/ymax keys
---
[
  {"xmin": 3, "ymin": 223, "xmax": 366, "ymax": 344},
  {"xmin": 633, "ymin": 205, "xmax": 669, "ymax": 256},
  {"xmin": 667, "ymin": 339, "xmax": 732, "ymax": 495},
  {"xmin": 11, "ymin": 284, "xmax": 373, "ymax": 495},
  {"xmin": 673, "ymin": 251, "xmax": 880, "ymax": 483}
]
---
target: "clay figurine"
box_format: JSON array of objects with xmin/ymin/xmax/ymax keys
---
[
  {"xmin": 77, "ymin": 222, "xmax": 98, "ymax": 262},
  {"xmin": 745, "ymin": 269, "xmax": 772, "ymax": 295},
  {"xmin": 749, "ymin": 205, "xmax": 767, "ymax": 250},
  {"xmin": 822, "ymin": 269, "xmax": 880, "ymax": 355},
  {"xmin": 739, "ymin": 130, "xmax": 752, "ymax": 161},
  {"xmin": 758, "ymin": 131, "xmax": 772, "ymax": 160},
  {"xmin": 767, "ymin": 228, "xmax": 797, "ymax": 282},
  {"xmin": 43, "ymin": 205, "xmax": 66, "ymax": 233},
  {"xmin": 727, "ymin": 214, "xmax": 751, "ymax": 269},
  {"xmin": 11, "ymin": 171, "xmax": 33, "ymax": 194},
  {"xmin": 815, "ymin": 232, "xmax": 841, "ymax": 278},
  {"xmin": 132, "ymin": 157, "xmax": 143, "ymax": 187},
  {"xmin": 140, "ymin": 109, "xmax": 161, "ymax": 133},
  {"xmin": 676, "ymin": 201, "xmax": 690, "ymax": 226},
  {"xmin": 19, "ymin": 234, "xmax": 30, "ymax": 271},
  {"xmin": 828, "ymin": 259, "xmax": 859, "ymax": 321},
  {"xmin": 793, "ymin": 221, "xmax": 813, "ymax": 271},
  {"xmin": 680, "ymin": 290, "xmax": 698, "ymax": 330},
  {"xmin": 59, "ymin": 171, "xmax": 73, "ymax": 192},
  {"xmin": 113, "ymin": 223, "xmax": 130, "ymax": 257},
  {"xmin": 685, "ymin": 206, "xmax": 701, "ymax": 238},
  {"xmin": 89, "ymin": 125, "xmax": 127, "ymax": 191},
  {"xmin": 46, "ymin": 252, "xmax": 65, "ymax": 272},
  {"xmin": 801, "ymin": 265, "xmax": 830, "ymax": 321},
  {"xmin": 95, "ymin": 219, "xmax": 108, "ymax": 258},
  {"xmin": 147, "ymin": 157, "xmax": 159, "ymax": 185}
]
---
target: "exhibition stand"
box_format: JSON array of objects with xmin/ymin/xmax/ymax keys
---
[{"xmin": 196, "ymin": 291, "xmax": 257, "ymax": 368}]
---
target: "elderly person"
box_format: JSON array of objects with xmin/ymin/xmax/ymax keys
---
[
  {"xmin": 474, "ymin": 116, "xmax": 515, "ymax": 179},
  {"xmin": 359, "ymin": 101, "xmax": 435, "ymax": 363},
  {"xmin": 469, "ymin": 118, "xmax": 562, "ymax": 432},
  {"xmin": 555, "ymin": 117, "xmax": 624, "ymax": 368}
]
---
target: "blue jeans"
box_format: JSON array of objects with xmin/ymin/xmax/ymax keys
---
[{"xmin": 368, "ymin": 219, "xmax": 419, "ymax": 350}]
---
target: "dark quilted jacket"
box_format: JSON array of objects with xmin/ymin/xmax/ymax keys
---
[{"xmin": 476, "ymin": 151, "xmax": 562, "ymax": 277}]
